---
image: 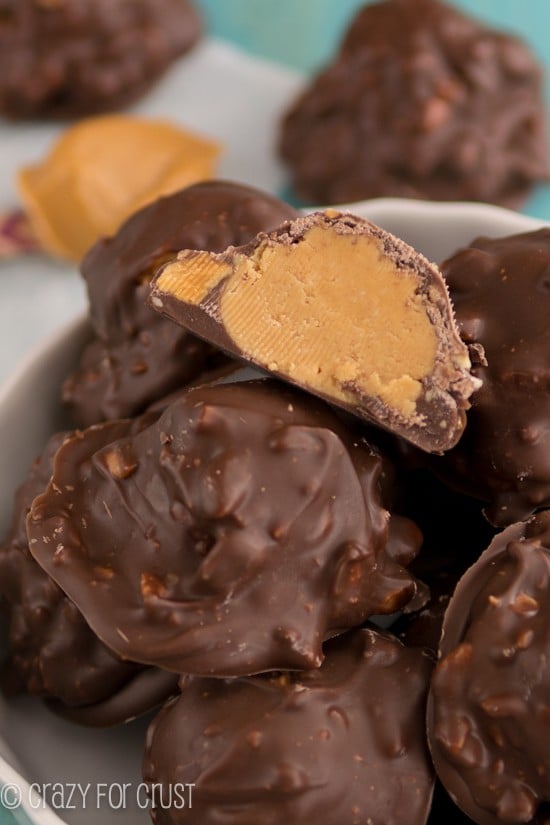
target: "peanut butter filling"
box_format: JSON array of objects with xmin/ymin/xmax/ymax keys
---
[{"xmin": 156, "ymin": 221, "xmax": 438, "ymax": 416}]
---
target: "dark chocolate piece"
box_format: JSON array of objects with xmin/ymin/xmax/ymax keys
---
[
  {"xmin": 0, "ymin": 0, "xmax": 202, "ymax": 119},
  {"xmin": 142, "ymin": 627, "xmax": 435, "ymax": 825},
  {"xmin": 48, "ymin": 666, "xmax": 178, "ymax": 729},
  {"xmin": 149, "ymin": 210, "xmax": 479, "ymax": 453},
  {"xmin": 428, "ymin": 511, "xmax": 550, "ymax": 825},
  {"xmin": 432, "ymin": 229, "xmax": 550, "ymax": 526},
  {"xmin": 28, "ymin": 380, "xmax": 423, "ymax": 677},
  {"xmin": 427, "ymin": 782, "xmax": 477, "ymax": 824},
  {"xmin": 62, "ymin": 181, "xmax": 298, "ymax": 427},
  {"xmin": 279, "ymin": 0, "xmax": 548, "ymax": 207},
  {"xmin": 0, "ymin": 424, "xmax": 177, "ymax": 725}
]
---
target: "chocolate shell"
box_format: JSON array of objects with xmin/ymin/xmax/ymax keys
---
[
  {"xmin": 143, "ymin": 627, "xmax": 435, "ymax": 825},
  {"xmin": 279, "ymin": 0, "xmax": 548, "ymax": 206},
  {"xmin": 63, "ymin": 181, "xmax": 298, "ymax": 427},
  {"xmin": 0, "ymin": 424, "xmax": 177, "ymax": 725}
]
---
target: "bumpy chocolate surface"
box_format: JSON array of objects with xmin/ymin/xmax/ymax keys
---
[
  {"xmin": 432, "ymin": 229, "xmax": 550, "ymax": 527},
  {"xmin": 62, "ymin": 181, "xmax": 298, "ymax": 427},
  {"xmin": 143, "ymin": 627, "xmax": 435, "ymax": 825},
  {"xmin": 279, "ymin": 0, "xmax": 548, "ymax": 206},
  {"xmin": 28, "ymin": 380, "xmax": 423, "ymax": 677},
  {"xmin": 0, "ymin": 423, "xmax": 178, "ymax": 725},
  {"xmin": 428, "ymin": 511, "xmax": 550, "ymax": 825},
  {"xmin": 0, "ymin": 0, "xmax": 201, "ymax": 119}
]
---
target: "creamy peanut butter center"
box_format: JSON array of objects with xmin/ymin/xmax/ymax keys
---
[{"xmin": 156, "ymin": 221, "xmax": 438, "ymax": 416}]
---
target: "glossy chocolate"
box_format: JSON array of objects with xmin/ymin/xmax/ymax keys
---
[
  {"xmin": 0, "ymin": 0, "xmax": 202, "ymax": 119},
  {"xmin": 427, "ymin": 782, "xmax": 477, "ymax": 824},
  {"xmin": 0, "ymin": 424, "xmax": 177, "ymax": 725},
  {"xmin": 143, "ymin": 627, "xmax": 435, "ymax": 825},
  {"xmin": 62, "ymin": 181, "xmax": 298, "ymax": 427},
  {"xmin": 428, "ymin": 511, "xmax": 550, "ymax": 825},
  {"xmin": 432, "ymin": 228, "xmax": 550, "ymax": 526},
  {"xmin": 28, "ymin": 380, "xmax": 423, "ymax": 677},
  {"xmin": 279, "ymin": 0, "xmax": 548, "ymax": 206}
]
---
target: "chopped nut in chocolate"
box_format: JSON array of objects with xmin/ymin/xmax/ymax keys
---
[
  {"xmin": 0, "ymin": 0, "xmax": 202, "ymax": 119},
  {"xmin": 150, "ymin": 210, "xmax": 479, "ymax": 453},
  {"xmin": 428, "ymin": 511, "xmax": 550, "ymax": 825},
  {"xmin": 143, "ymin": 627, "xmax": 435, "ymax": 825},
  {"xmin": 18, "ymin": 115, "xmax": 221, "ymax": 263},
  {"xmin": 27, "ymin": 380, "xmax": 423, "ymax": 677},
  {"xmin": 392, "ymin": 470, "xmax": 495, "ymax": 653},
  {"xmin": 279, "ymin": 0, "xmax": 548, "ymax": 207}
]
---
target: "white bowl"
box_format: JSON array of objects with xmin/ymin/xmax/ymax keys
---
[{"xmin": 0, "ymin": 198, "xmax": 547, "ymax": 825}]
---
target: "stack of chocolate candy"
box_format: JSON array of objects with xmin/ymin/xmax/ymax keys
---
[{"xmin": 3, "ymin": 172, "xmax": 549, "ymax": 825}]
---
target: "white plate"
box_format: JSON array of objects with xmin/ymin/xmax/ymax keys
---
[{"xmin": 0, "ymin": 197, "xmax": 547, "ymax": 825}]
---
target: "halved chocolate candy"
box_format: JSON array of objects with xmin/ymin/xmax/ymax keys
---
[{"xmin": 149, "ymin": 210, "xmax": 479, "ymax": 453}]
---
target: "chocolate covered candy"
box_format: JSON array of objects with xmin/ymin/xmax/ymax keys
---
[
  {"xmin": 279, "ymin": 0, "xmax": 548, "ymax": 206},
  {"xmin": 0, "ymin": 0, "xmax": 202, "ymax": 119},
  {"xmin": 28, "ymin": 380, "xmax": 423, "ymax": 677},
  {"xmin": 142, "ymin": 627, "xmax": 435, "ymax": 825},
  {"xmin": 428, "ymin": 511, "xmax": 550, "ymax": 825},
  {"xmin": 432, "ymin": 229, "xmax": 550, "ymax": 526},
  {"xmin": 0, "ymin": 424, "xmax": 177, "ymax": 726},
  {"xmin": 393, "ymin": 471, "xmax": 495, "ymax": 653},
  {"xmin": 62, "ymin": 181, "xmax": 298, "ymax": 427},
  {"xmin": 150, "ymin": 210, "xmax": 479, "ymax": 453}
]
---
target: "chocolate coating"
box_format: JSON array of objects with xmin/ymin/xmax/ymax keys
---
[
  {"xmin": 0, "ymin": 423, "xmax": 178, "ymax": 725},
  {"xmin": 62, "ymin": 181, "xmax": 298, "ymax": 427},
  {"xmin": 428, "ymin": 511, "xmax": 550, "ymax": 825},
  {"xmin": 0, "ymin": 0, "xmax": 201, "ymax": 119},
  {"xmin": 279, "ymin": 0, "xmax": 548, "ymax": 206},
  {"xmin": 393, "ymin": 470, "xmax": 496, "ymax": 652},
  {"xmin": 432, "ymin": 229, "xmax": 550, "ymax": 527},
  {"xmin": 427, "ymin": 782, "xmax": 476, "ymax": 824},
  {"xmin": 29, "ymin": 380, "xmax": 423, "ymax": 677},
  {"xmin": 143, "ymin": 627, "xmax": 435, "ymax": 825}
]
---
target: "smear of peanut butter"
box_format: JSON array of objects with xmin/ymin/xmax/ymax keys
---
[{"xmin": 18, "ymin": 114, "xmax": 221, "ymax": 262}]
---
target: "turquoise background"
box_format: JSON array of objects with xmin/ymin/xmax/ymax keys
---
[
  {"xmin": 195, "ymin": 0, "xmax": 550, "ymax": 73},
  {"xmin": 195, "ymin": 0, "xmax": 550, "ymax": 220}
]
